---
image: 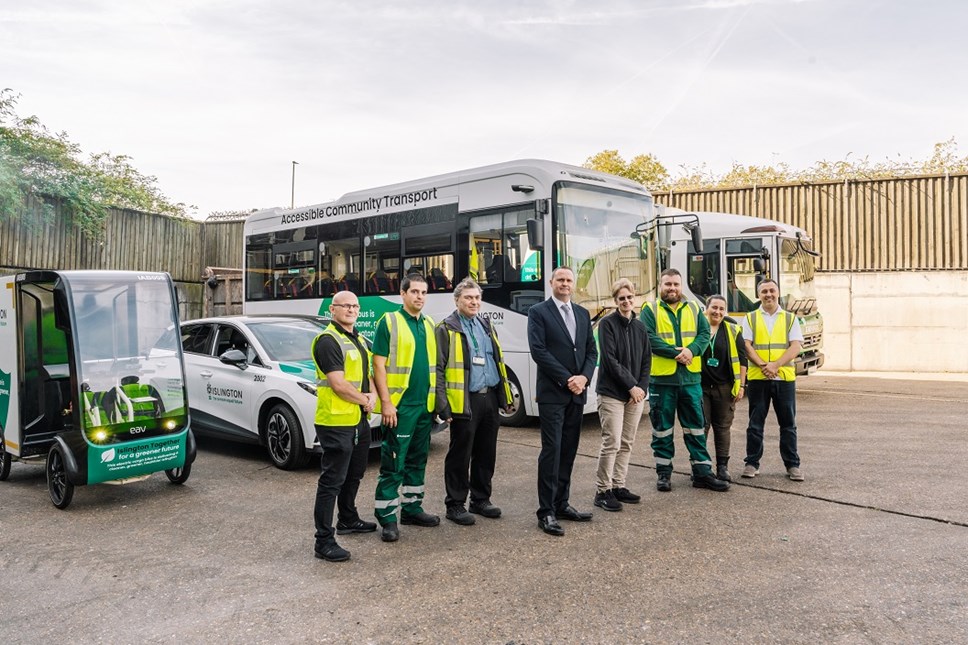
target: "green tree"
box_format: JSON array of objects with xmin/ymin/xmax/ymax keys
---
[
  {"xmin": 584, "ymin": 150, "xmax": 670, "ymax": 190},
  {"xmin": 0, "ymin": 89, "xmax": 190, "ymax": 238}
]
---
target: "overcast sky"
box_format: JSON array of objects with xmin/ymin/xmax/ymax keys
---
[{"xmin": 3, "ymin": 0, "xmax": 966, "ymax": 218}]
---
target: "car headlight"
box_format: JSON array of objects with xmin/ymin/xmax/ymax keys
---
[{"xmin": 297, "ymin": 381, "xmax": 316, "ymax": 395}]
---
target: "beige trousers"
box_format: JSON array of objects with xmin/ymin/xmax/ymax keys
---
[{"xmin": 595, "ymin": 394, "xmax": 645, "ymax": 492}]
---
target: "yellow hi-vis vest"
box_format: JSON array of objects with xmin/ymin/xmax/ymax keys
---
[
  {"xmin": 747, "ymin": 308, "xmax": 796, "ymax": 382},
  {"xmin": 384, "ymin": 311, "xmax": 436, "ymax": 412},
  {"xmin": 720, "ymin": 320, "xmax": 743, "ymax": 397},
  {"xmin": 313, "ymin": 324, "xmax": 368, "ymax": 426},
  {"xmin": 646, "ymin": 300, "xmax": 702, "ymax": 376},
  {"xmin": 443, "ymin": 323, "xmax": 513, "ymax": 416}
]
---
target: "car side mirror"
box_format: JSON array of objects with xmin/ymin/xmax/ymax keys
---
[{"xmin": 219, "ymin": 349, "xmax": 248, "ymax": 370}]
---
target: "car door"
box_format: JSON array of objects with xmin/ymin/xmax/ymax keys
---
[
  {"xmin": 180, "ymin": 323, "xmax": 217, "ymax": 428},
  {"xmin": 204, "ymin": 323, "xmax": 259, "ymax": 440}
]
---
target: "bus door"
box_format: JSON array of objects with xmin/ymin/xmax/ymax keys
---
[
  {"xmin": 723, "ymin": 237, "xmax": 771, "ymax": 315},
  {"xmin": 464, "ymin": 205, "xmax": 543, "ymax": 316}
]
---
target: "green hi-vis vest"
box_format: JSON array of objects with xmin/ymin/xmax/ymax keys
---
[
  {"xmin": 313, "ymin": 325, "xmax": 369, "ymax": 426},
  {"xmin": 384, "ymin": 311, "xmax": 436, "ymax": 412},
  {"xmin": 721, "ymin": 320, "xmax": 744, "ymax": 397},
  {"xmin": 747, "ymin": 309, "xmax": 796, "ymax": 382},
  {"xmin": 443, "ymin": 324, "xmax": 513, "ymax": 416},
  {"xmin": 645, "ymin": 300, "xmax": 703, "ymax": 376}
]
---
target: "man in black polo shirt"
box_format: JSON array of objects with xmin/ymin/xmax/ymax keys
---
[{"xmin": 311, "ymin": 291, "xmax": 378, "ymax": 562}]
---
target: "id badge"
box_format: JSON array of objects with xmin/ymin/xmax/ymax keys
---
[
  {"xmin": 707, "ymin": 358, "xmax": 720, "ymax": 368},
  {"xmin": 472, "ymin": 356, "xmax": 486, "ymax": 366}
]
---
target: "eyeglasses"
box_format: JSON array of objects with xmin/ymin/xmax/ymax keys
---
[
  {"xmin": 615, "ymin": 295, "xmax": 634, "ymax": 302},
  {"xmin": 331, "ymin": 304, "xmax": 360, "ymax": 310}
]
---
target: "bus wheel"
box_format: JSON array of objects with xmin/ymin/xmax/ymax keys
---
[
  {"xmin": 499, "ymin": 372, "xmax": 528, "ymax": 427},
  {"xmin": 264, "ymin": 403, "xmax": 309, "ymax": 470},
  {"xmin": 0, "ymin": 445, "xmax": 10, "ymax": 481},
  {"xmin": 47, "ymin": 444, "xmax": 75, "ymax": 510},
  {"xmin": 165, "ymin": 462, "xmax": 192, "ymax": 484}
]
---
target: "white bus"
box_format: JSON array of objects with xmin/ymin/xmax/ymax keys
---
[
  {"xmin": 661, "ymin": 208, "xmax": 825, "ymax": 374},
  {"xmin": 242, "ymin": 159, "xmax": 663, "ymax": 425}
]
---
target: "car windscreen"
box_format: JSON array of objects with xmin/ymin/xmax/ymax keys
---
[{"xmin": 246, "ymin": 319, "xmax": 327, "ymax": 362}]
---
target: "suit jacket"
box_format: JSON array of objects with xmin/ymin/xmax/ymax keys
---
[{"xmin": 527, "ymin": 297, "xmax": 598, "ymax": 405}]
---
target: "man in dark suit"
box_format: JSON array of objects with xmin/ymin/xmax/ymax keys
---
[{"xmin": 527, "ymin": 266, "xmax": 598, "ymax": 536}]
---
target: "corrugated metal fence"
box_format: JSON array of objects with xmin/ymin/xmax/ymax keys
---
[{"xmin": 654, "ymin": 172, "xmax": 968, "ymax": 272}]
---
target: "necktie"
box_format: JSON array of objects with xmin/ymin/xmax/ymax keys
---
[{"xmin": 561, "ymin": 303, "xmax": 576, "ymax": 343}]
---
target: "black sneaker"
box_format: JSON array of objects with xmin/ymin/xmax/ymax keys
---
[
  {"xmin": 656, "ymin": 474, "xmax": 672, "ymax": 492},
  {"xmin": 594, "ymin": 490, "xmax": 623, "ymax": 512},
  {"xmin": 612, "ymin": 487, "xmax": 641, "ymax": 504},
  {"xmin": 445, "ymin": 506, "xmax": 476, "ymax": 526},
  {"xmin": 314, "ymin": 543, "xmax": 350, "ymax": 562},
  {"xmin": 336, "ymin": 518, "xmax": 377, "ymax": 535},
  {"xmin": 468, "ymin": 501, "xmax": 502, "ymax": 519}
]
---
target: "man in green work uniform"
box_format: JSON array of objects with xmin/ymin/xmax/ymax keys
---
[
  {"xmin": 641, "ymin": 269, "xmax": 729, "ymax": 493},
  {"xmin": 373, "ymin": 274, "xmax": 440, "ymax": 542}
]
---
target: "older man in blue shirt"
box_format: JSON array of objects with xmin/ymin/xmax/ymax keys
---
[{"xmin": 435, "ymin": 277, "xmax": 514, "ymax": 526}]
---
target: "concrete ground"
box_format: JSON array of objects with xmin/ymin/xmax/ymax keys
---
[{"xmin": 1, "ymin": 374, "xmax": 966, "ymax": 644}]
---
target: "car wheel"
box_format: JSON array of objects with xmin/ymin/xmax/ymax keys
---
[
  {"xmin": 47, "ymin": 444, "xmax": 75, "ymax": 510},
  {"xmin": 499, "ymin": 371, "xmax": 528, "ymax": 427},
  {"xmin": 165, "ymin": 461, "xmax": 192, "ymax": 484},
  {"xmin": 263, "ymin": 403, "xmax": 309, "ymax": 470}
]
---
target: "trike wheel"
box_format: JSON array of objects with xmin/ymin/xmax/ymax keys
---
[
  {"xmin": 47, "ymin": 444, "xmax": 75, "ymax": 510},
  {"xmin": 263, "ymin": 403, "xmax": 309, "ymax": 470},
  {"xmin": 165, "ymin": 461, "xmax": 192, "ymax": 484},
  {"xmin": 0, "ymin": 446, "xmax": 10, "ymax": 481}
]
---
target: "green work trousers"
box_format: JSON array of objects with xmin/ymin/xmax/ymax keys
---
[
  {"xmin": 648, "ymin": 383, "xmax": 714, "ymax": 477},
  {"xmin": 374, "ymin": 403, "xmax": 434, "ymax": 526}
]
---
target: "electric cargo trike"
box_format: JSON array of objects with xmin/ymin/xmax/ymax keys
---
[{"xmin": 0, "ymin": 270, "xmax": 196, "ymax": 508}]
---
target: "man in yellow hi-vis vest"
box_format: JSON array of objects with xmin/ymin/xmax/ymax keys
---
[
  {"xmin": 311, "ymin": 291, "xmax": 378, "ymax": 562},
  {"xmin": 373, "ymin": 274, "xmax": 439, "ymax": 542},
  {"xmin": 435, "ymin": 278, "xmax": 514, "ymax": 526},
  {"xmin": 740, "ymin": 279, "xmax": 805, "ymax": 482},
  {"xmin": 641, "ymin": 269, "xmax": 729, "ymax": 493}
]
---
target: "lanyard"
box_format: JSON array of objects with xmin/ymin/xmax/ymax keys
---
[{"xmin": 463, "ymin": 317, "xmax": 482, "ymax": 356}]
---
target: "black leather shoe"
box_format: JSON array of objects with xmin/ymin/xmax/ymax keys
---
[
  {"xmin": 468, "ymin": 501, "xmax": 502, "ymax": 519},
  {"xmin": 400, "ymin": 511, "xmax": 440, "ymax": 527},
  {"xmin": 555, "ymin": 505, "xmax": 593, "ymax": 522},
  {"xmin": 336, "ymin": 518, "xmax": 377, "ymax": 535},
  {"xmin": 693, "ymin": 473, "xmax": 730, "ymax": 492},
  {"xmin": 594, "ymin": 490, "xmax": 622, "ymax": 512},
  {"xmin": 446, "ymin": 506, "xmax": 476, "ymax": 526},
  {"xmin": 613, "ymin": 487, "xmax": 641, "ymax": 504},
  {"xmin": 381, "ymin": 522, "xmax": 399, "ymax": 542},
  {"xmin": 538, "ymin": 515, "xmax": 565, "ymax": 536},
  {"xmin": 656, "ymin": 475, "xmax": 672, "ymax": 492},
  {"xmin": 314, "ymin": 543, "xmax": 350, "ymax": 562}
]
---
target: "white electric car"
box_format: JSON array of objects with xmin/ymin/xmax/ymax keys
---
[{"xmin": 180, "ymin": 314, "xmax": 381, "ymax": 469}]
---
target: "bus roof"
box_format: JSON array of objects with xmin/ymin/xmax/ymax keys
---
[
  {"xmin": 664, "ymin": 208, "xmax": 812, "ymax": 241},
  {"xmin": 245, "ymin": 158, "xmax": 650, "ymax": 229}
]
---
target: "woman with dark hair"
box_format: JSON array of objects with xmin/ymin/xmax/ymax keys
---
[{"xmin": 701, "ymin": 295, "xmax": 748, "ymax": 482}]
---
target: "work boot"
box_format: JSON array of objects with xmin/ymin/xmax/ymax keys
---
[
  {"xmin": 716, "ymin": 459, "xmax": 732, "ymax": 482},
  {"xmin": 693, "ymin": 473, "xmax": 730, "ymax": 492},
  {"xmin": 656, "ymin": 474, "xmax": 672, "ymax": 492}
]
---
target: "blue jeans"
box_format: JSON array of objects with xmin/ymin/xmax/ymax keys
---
[{"xmin": 745, "ymin": 380, "xmax": 799, "ymax": 469}]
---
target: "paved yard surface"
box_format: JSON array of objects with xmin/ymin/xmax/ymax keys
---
[{"xmin": 1, "ymin": 374, "xmax": 966, "ymax": 643}]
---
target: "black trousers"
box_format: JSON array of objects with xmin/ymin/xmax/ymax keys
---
[
  {"xmin": 313, "ymin": 418, "xmax": 369, "ymax": 548},
  {"xmin": 536, "ymin": 399, "xmax": 583, "ymax": 519},
  {"xmin": 444, "ymin": 390, "xmax": 501, "ymax": 509}
]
